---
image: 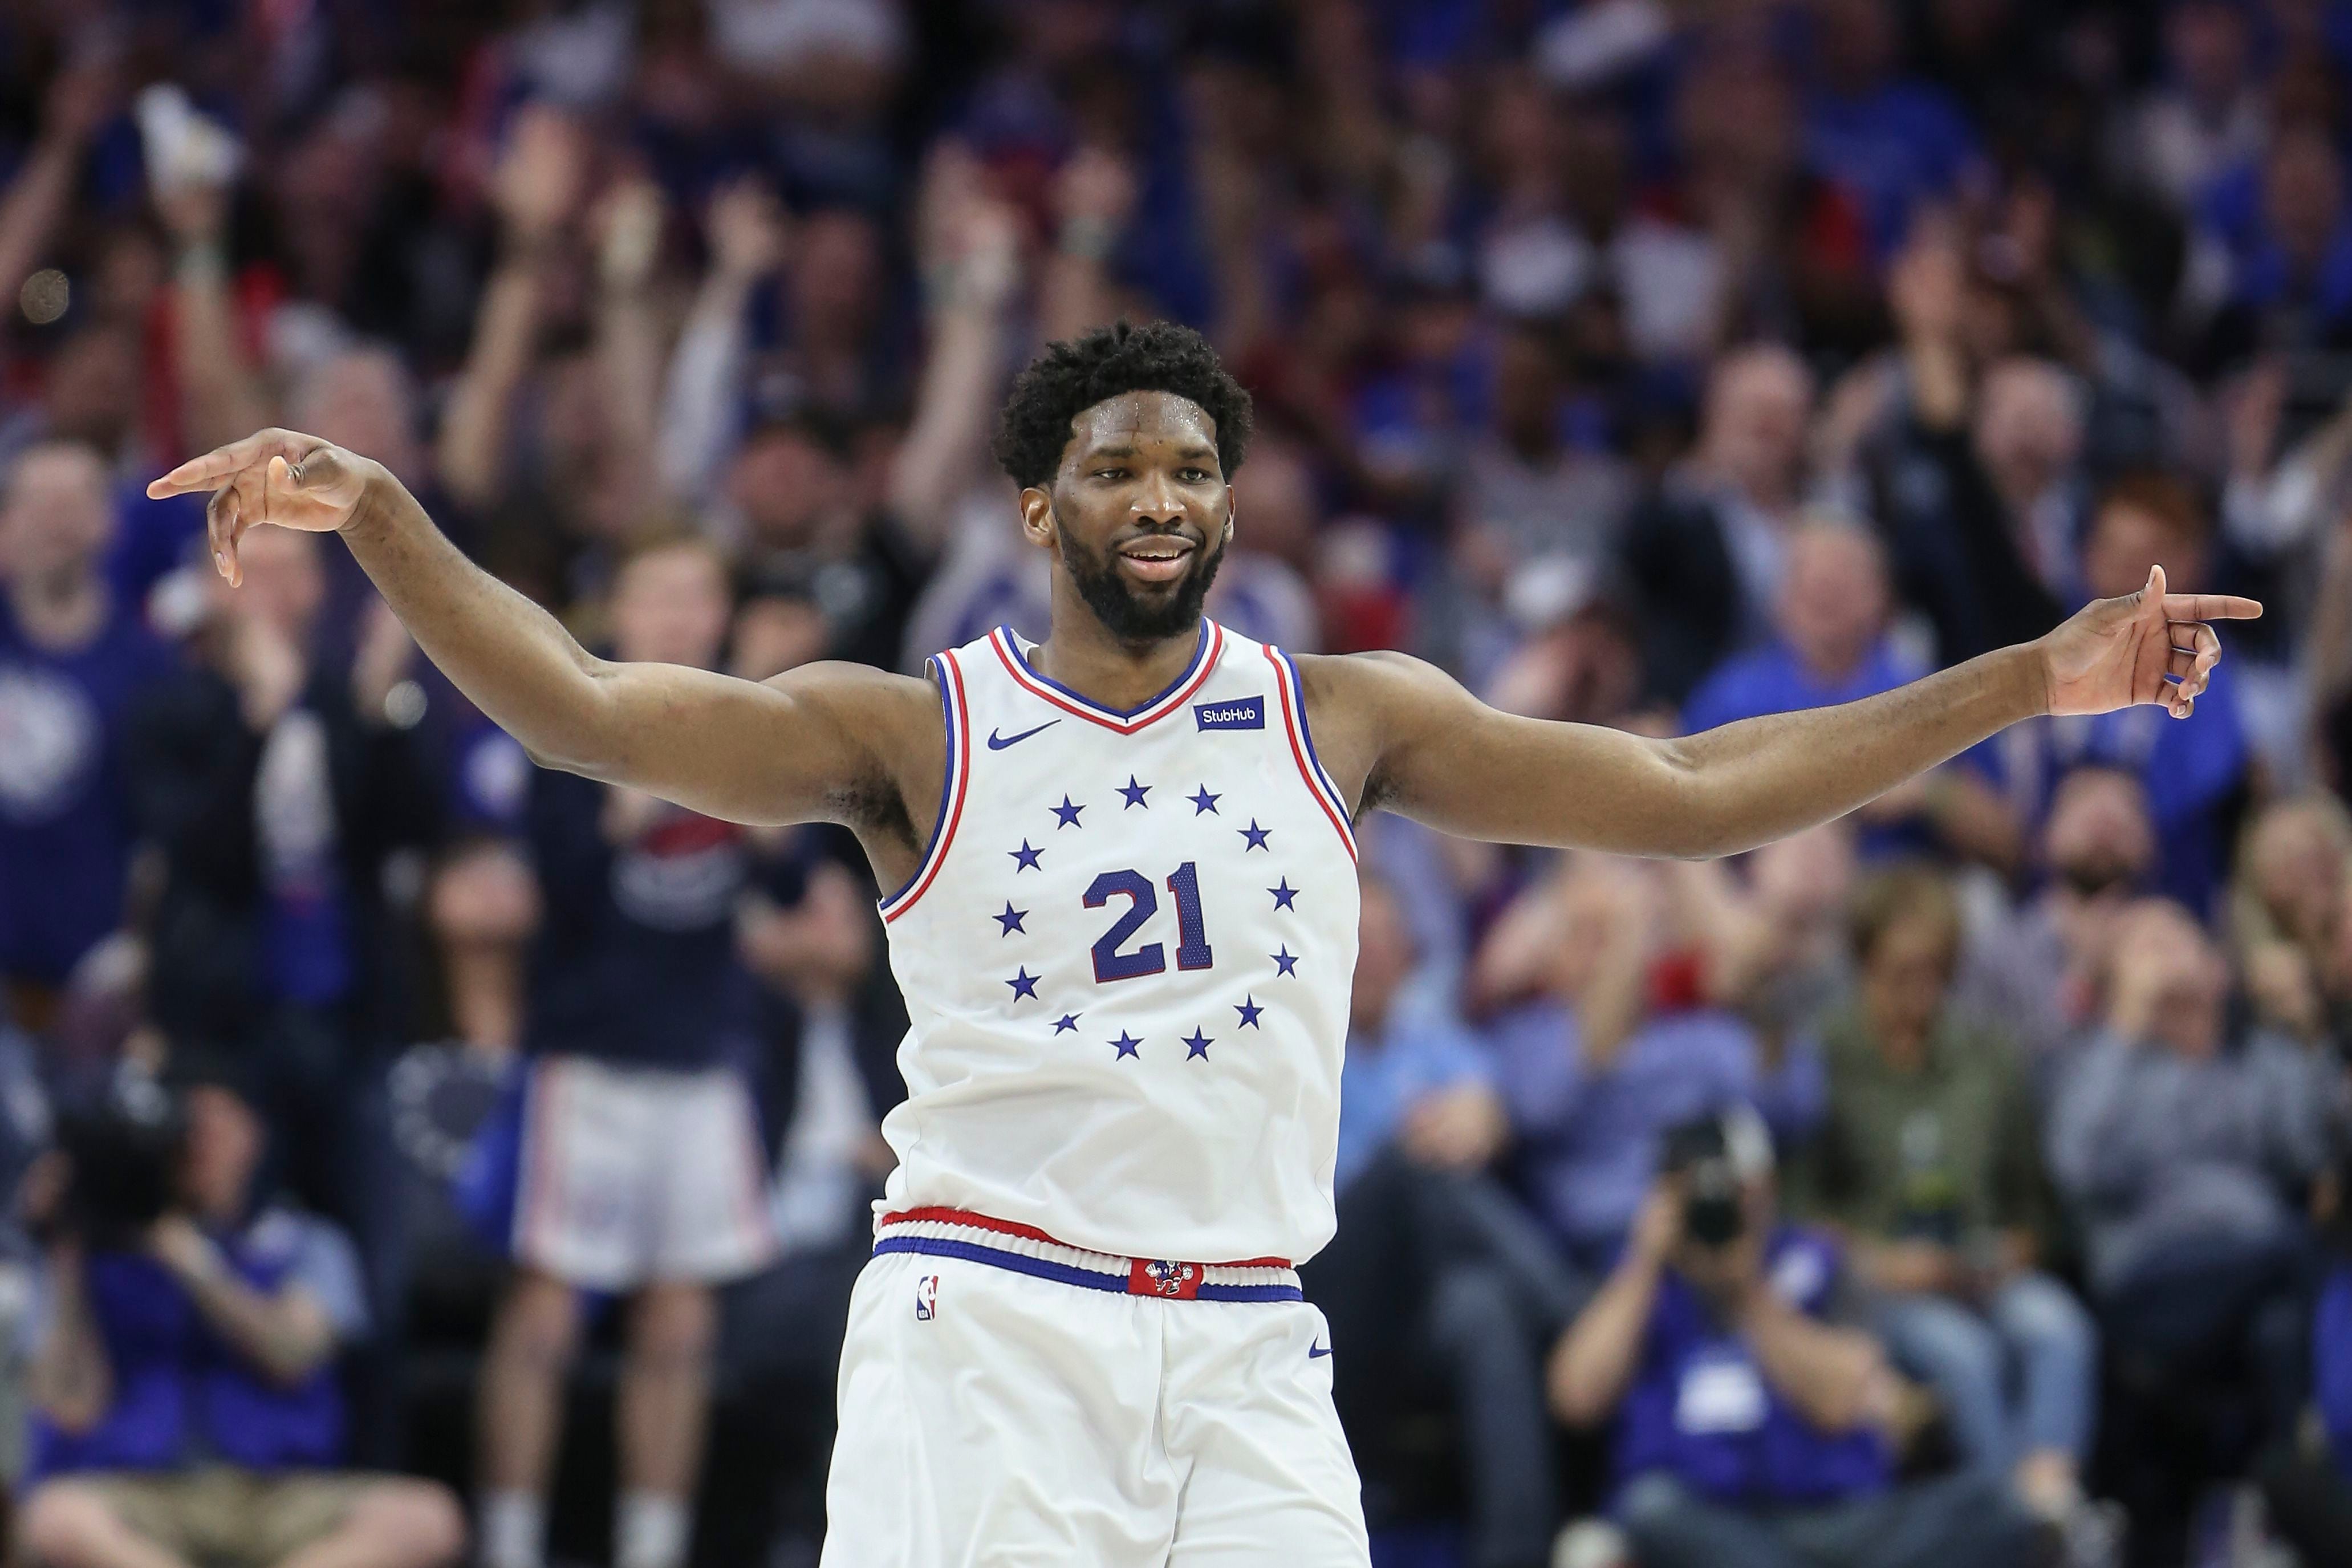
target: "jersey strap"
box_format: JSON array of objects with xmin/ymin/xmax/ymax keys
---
[
  {"xmin": 878, "ymin": 650, "xmax": 972, "ymax": 923},
  {"xmin": 1262, "ymin": 645, "xmax": 1356, "ymax": 859}
]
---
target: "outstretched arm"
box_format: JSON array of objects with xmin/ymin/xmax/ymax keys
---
[
  {"xmin": 1313, "ymin": 567, "xmax": 2257, "ymax": 860},
  {"xmin": 148, "ymin": 432, "xmax": 939, "ymax": 842}
]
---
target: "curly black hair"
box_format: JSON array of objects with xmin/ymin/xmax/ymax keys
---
[{"xmin": 992, "ymin": 319, "xmax": 1254, "ymax": 490}]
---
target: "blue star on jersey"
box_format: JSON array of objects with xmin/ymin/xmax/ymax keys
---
[
  {"xmin": 1240, "ymin": 819, "xmax": 1272, "ymax": 851},
  {"xmin": 1111, "ymin": 1030, "xmax": 1142, "ymax": 1060},
  {"xmin": 1272, "ymin": 946, "xmax": 1299, "ymax": 977},
  {"xmin": 1007, "ymin": 967, "xmax": 1041, "ymax": 1001},
  {"xmin": 1188, "ymin": 785, "xmax": 1221, "ymax": 815},
  {"xmin": 1269, "ymin": 878, "xmax": 1298, "ymax": 910},
  {"xmin": 1184, "ymin": 1028, "xmax": 1213, "ymax": 1060},
  {"xmin": 1010, "ymin": 840, "xmax": 1044, "ymax": 871},
  {"xmin": 1051, "ymin": 795, "xmax": 1084, "ymax": 828},
  {"xmin": 994, "ymin": 903, "xmax": 1028, "ymax": 935},
  {"xmin": 1118, "ymin": 776, "xmax": 1151, "ymax": 809},
  {"xmin": 1235, "ymin": 996, "xmax": 1265, "ymax": 1029},
  {"xmin": 1053, "ymin": 1013, "xmax": 1080, "ymax": 1034}
]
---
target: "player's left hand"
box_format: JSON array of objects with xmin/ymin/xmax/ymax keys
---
[{"xmin": 2038, "ymin": 563, "xmax": 2262, "ymax": 719}]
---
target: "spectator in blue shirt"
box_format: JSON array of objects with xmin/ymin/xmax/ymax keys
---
[
  {"xmin": 2009, "ymin": 474, "xmax": 2253, "ymax": 916},
  {"xmin": 0, "ymin": 442, "xmax": 176, "ymax": 1029},
  {"xmin": 1303, "ymin": 874, "xmax": 1575, "ymax": 1568},
  {"xmin": 1482, "ymin": 856, "xmax": 1821, "ymax": 1272},
  {"xmin": 14, "ymin": 1056, "xmax": 464, "ymax": 1568},
  {"xmin": 1683, "ymin": 521, "xmax": 2018, "ymax": 867},
  {"xmin": 1549, "ymin": 1108, "xmax": 2048, "ymax": 1568}
]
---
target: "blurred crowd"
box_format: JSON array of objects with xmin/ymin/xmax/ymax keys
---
[{"xmin": 9, "ymin": 1, "xmax": 2352, "ymax": 1566}]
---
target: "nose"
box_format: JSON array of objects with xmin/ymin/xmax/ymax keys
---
[{"xmin": 1130, "ymin": 469, "xmax": 1184, "ymax": 525}]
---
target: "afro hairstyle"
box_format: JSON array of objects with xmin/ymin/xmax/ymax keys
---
[{"xmin": 992, "ymin": 319, "xmax": 1253, "ymax": 490}]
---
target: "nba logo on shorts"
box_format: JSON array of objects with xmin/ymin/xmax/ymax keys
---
[{"xmin": 914, "ymin": 1275, "xmax": 939, "ymax": 1321}]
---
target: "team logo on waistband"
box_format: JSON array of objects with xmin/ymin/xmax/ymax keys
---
[
  {"xmin": 1139, "ymin": 1260, "xmax": 1199, "ymax": 1297},
  {"xmin": 1193, "ymin": 696, "xmax": 1265, "ymax": 731}
]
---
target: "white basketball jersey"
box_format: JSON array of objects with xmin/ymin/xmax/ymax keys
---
[{"xmin": 874, "ymin": 619, "xmax": 1361, "ymax": 1265}]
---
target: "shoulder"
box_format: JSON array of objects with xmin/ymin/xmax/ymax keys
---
[
  {"xmin": 764, "ymin": 659, "xmax": 943, "ymax": 736},
  {"xmin": 1289, "ymin": 648, "xmax": 1465, "ymax": 711}
]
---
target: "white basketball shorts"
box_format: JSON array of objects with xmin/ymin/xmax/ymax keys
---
[
  {"xmin": 822, "ymin": 1210, "xmax": 1371, "ymax": 1566},
  {"xmin": 511, "ymin": 1054, "xmax": 775, "ymax": 1290}
]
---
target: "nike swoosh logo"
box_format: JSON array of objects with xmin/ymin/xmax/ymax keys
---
[
  {"xmin": 986, "ymin": 720, "xmax": 1062, "ymax": 750},
  {"xmin": 1308, "ymin": 1342, "xmax": 1333, "ymax": 1359}
]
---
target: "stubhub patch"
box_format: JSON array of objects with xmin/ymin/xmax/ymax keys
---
[{"xmin": 1195, "ymin": 695, "xmax": 1266, "ymax": 731}]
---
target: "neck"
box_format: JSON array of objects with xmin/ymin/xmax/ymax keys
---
[
  {"xmin": 1033, "ymin": 583, "xmax": 1206, "ymax": 711},
  {"xmin": 8, "ymin": 564, "xmax": 105, "ymax": 651}
]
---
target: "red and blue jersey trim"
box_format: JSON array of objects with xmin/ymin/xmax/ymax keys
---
[
  {"xmin": 1264, "ymin": 645, "xmax": 1356, "ymax": 860},
  {"xmin": 874, "ymin": 1208, "xmax": 1303, "ymax": 1303},
  {"xmin": 988, "ymin": 620, "xmax": 1225, "ymax": 734},
  {"xmin": 878, "ymin": 650, "xmax": 971, "ymax": 923}
]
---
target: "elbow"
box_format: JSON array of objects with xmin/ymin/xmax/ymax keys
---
[{"xmin": 1639, "ymin": 741, "xmax": 1738, "ymax": 861}]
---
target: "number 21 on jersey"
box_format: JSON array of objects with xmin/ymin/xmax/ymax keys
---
[{"xmin": 1084, "ymin": 863, "xmax": 1213, "ymax": 982}]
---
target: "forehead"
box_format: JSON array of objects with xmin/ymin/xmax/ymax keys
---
[{"xmin": 1064, "ymin": 391, "xmax": 1218, "ymax": 461}]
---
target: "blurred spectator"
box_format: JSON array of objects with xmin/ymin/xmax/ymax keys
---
[
  {"xmin": 1480, "ymin": 857, "xmax": 1821, "ymax": 1272},
  {"xmin": 2115, "ymin": 1, "xmax": 2269, "ymax": 218},
  {"xmin": 1801, "ymin": 0, "xmax": 1981, "ymax": 259},
  {"xmin": 1305, "ymin": 875, "xmax": 1569, "ymax": 1568},
  {"xmin": 1793, "ymin": 868, "xmax": 2099, "ymax": 1532},
  {"xmin": 2014, "ymin": 473, "xmax": 2253, "ymax": 914},
  {"xmin": 123, "ymin": 529, "xmax": 439, "ymax": 1258},
  {"xmin": 2257, "ymin": 1188, "xmax": 2352, "ymax": 1567},
  {"xmin": 2047, "ymin": 901, "xmax": 2341, "ymax": 1443},
  {"xmin": 1682, "ymin": 520, "xmax": 2020, "ymax": 869},
  {"xmin": 2229, "ymin": 794, "xmax": 2352, "ymax": 1049},
  {"xmin": 1960, "ymin": 766, "xmax": 2158, "ymax": 1074},
  {"xmin": 476, "ymin": 539, "xmax": 779, "ymax": 1568},
  {"xmin": 1863, "ymin": 224, "xmax": 2072, "ymax": 664},
  {"xmin": 0, "ymin": 442, "xmax": 175, "ymax": 1031},
  {"xmin": 15, "ymin": 1058, "xmax": 463, "ymax": 1568},
  {"xmin": 1621, "ymin": 344, "xmax": 1815, "ymax": 707},
  {"xmin": 1550, "ymin": 1108, "xmax": 2048, "ymax": 1568}
]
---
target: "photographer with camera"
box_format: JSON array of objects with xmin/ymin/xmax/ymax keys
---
[
  {"xmin": 1549, "ymin": 1108, "xmax": 2050, "ymax": 1568},
  {"xmin": 13, "ymin": 1057, "xmax": 462, "ymax": 1568}
]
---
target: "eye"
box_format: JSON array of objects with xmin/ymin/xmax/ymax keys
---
[
  {"xmin": 1179, "ymin": 468, "xmax": 1211, "ymax": 482},
  {"xmin": 1093, "ymin": 468, "xmax": 1128, "ymax": 482}
]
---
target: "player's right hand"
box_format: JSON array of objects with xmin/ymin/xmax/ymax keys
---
[{"xmin": 147, "ymin": 428, "xmax": 378, "ymax": 587}]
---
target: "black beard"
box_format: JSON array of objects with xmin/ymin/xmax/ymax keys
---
[{"xmin": 1058, "ymin": 521, "xmax": 1228, "ymax": 643}]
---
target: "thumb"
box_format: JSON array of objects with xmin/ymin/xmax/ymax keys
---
[{"xmin": 2142, "ymin": 561, "xmax": 2166, "ymax": 606}]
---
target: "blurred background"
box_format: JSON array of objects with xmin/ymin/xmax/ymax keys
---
[{"xmin": 7, "ymin": 1, "xmax": 2352, "ymax": 1566}]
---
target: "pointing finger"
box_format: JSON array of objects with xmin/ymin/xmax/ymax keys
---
[{"xmin": 2162, "ymin": 594, "xmax": 2264, "ymax": 620}]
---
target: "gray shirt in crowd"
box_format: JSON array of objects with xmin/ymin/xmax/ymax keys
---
[{"xmin": 2045, "ymin": 1027, "xmax": 2341, "ymax": 1293}]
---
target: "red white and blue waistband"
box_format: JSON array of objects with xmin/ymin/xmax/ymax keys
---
[{"xmin": 873, "ymin": 1208, "xmax": 1304, "ymax": 1303}]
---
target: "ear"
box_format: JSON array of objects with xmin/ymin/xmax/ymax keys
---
[
  {"xmin": 1222, "ymin": 486, "xmax": 1236, "ymax": 545},
  {"xmin": 1017, "ymin": 486, "xmax": 1057, "ymax": 551}
]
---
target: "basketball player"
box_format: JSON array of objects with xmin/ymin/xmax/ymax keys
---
[{"xmin": 152, "ymin": 320, "xmax": 2254, "ymax": 1565}]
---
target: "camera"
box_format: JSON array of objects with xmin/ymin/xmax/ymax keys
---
[
  {"xmin": 1659, "ymin": 1108, "xmax": 1773, "ymax": 1250},
  {"xmin": 51, "ymin": 1075, "xmax": 185, "ymax": 1250}
]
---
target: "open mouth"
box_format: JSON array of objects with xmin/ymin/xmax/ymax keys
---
[{"xmin": 1115, "ymin": 536, "xmax": 1196, "ymax": 584}]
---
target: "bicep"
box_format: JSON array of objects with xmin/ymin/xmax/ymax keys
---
[
  {"xmin": 1346, "ymin": 653, "xmax": 1701, "ymax": 855},
  {"xmin": 578, "ymin": 659, "xmax": 932, "ymax": 829}
]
